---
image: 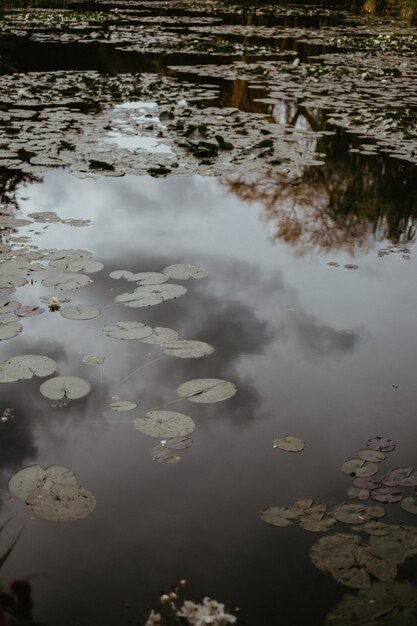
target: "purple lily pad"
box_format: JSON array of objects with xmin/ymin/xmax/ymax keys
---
[
  {"xmin": 388, "ymin": 467, "xmax": 413, "ymax": 480},
  {"xmin": 0, "ymin": 301, "xmax": 20, "ymax": 315},
  {"xmin": 367, "ymin": 437, "xmax": 396, "ymax": 452},
  {"xmin": 371, "ymin": 487, "xmax": 403, "ymax": 503},
  {"xmin": 352, "ymin": 476, "xmax": 381, "ymax": 490},
  {"xmin": 15, "ymin": 306, "xmax": 45, "ymax": 317},
  {"xmin": 0, "ymin": 288, "xmax": 16, "ymax": 297}
]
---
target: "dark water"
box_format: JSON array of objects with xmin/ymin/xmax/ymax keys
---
[{"xmin": 0, "ymin": 2, "xmax": 417, "ymax": 625}]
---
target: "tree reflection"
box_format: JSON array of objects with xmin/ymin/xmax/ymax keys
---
[{"xmin": 226, "ymin": 123, "xmax": 417, "ymax": 256}]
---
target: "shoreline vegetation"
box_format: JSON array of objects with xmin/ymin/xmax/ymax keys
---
[{"xmin": 0, "ymin": 0, "xmax": 416, "ymax": 23}]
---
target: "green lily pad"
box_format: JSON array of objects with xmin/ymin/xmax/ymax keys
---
[
  {"xmin": 370, "ymin": 525, "xmax": 417, "ymax": 564},
  {"xmin": 109, "ymin": 400, "xmax": 137, "ymax": 412},
  {"xmin": 134, "ymin": 410, "xmax": 196, "ymax": 438},
  {"xmin": 0, "ymin": 301, "xmax": 20, "ymax": 314},
  {"xmin": 332, "ymin": 504, "xmax": 385, "ymax": 525},
  {"xmin": 357, "ymin": 448, "xmax": 386, "ymax": 462},
  {"xmin": 400, "ymin": 496, "xmax": 417, "ymax": 514},
  {"xmin": 177, "ymin": 378, "xmax": 237, "ymax": 403},
  {"xmin": 140, "ymin": 327, "xmax": 179, "ymax": 345},
  {"xmin": 347, "ymin": 487, "xmax": 370, "ymax": 501},
  {"xmin": 109, "ymin": 270, "xmax": 134, "ymax": 280},
  {"xmin": 102, "ymin": 321, "xmax": 153, "ymax": 340},
  {"xmin": 342, "ymin": 458, "xmax": 378, "ymax": 477},
  {"xmin": 27, "ymin": 483, "xmax": 95, "ymax": 522},
  {"xmin": 273, "ymin": 436, "xmax": 305, "ymax": 452},
  {"xmin": 0, "ymin": 321, "xmax": 23, "ymax": 341},
  {"xmin": 41, "ymin": 273, "xmax": 92, "ymax": 291},
  {"xmin": 127, "ymin": 272, "xmax": 169, "ymax": 285},
  {"xmin": 60, "ymin": 305, "xmax": 100, "ymax": 320},
  {"xmin": 40, "ymin": 376, "xmax": 91, "ymax": 400},
  {"xmin": 0, "ymin": 355, "xmax": 56, "ymax": 383},
  {"xmin": 162, "ymin": 264, "xmax": 208, "ymax": 280},
  {"xmin": 82, "ymin": 354, "xmax": 107, "ymax": 365},
  {"xmin": 164, "ymin": 340, "xmax": 214, "ymax": 359},
  {"xmin": 260, "ymin": 506, "xmax": 299, "ymax": 527},
  {"xmin": 115, "ymin": 283, "xmax": 187, "ymax": 307}
]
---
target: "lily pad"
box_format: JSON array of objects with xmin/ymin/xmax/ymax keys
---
[
  {"xmin": 0, "ymin": 354, "xmax": 56, "ymax": 383},
  {"xmin": 299, "ymin": 516, "xmax": 337, "ymax": 533},
  {"xmin": 370, "ymin": 525, "xmax": 417, "ymax": 564},
  {"xmin": 127, "ymin": 272, "xmax": 169, "ymax": 285},
  {"xmin": 165, "ymin": 436, "xmax": 193, "ymax": 450},
  {"xmin": 41, "ymin": 273, "xmax": 92, "ymax": 291},
  {"xmin": 164, "ymin": 340, "xmax": 214, "ymax": 359},
  {"xmin": 102, "ymin": 321, "xmax": 153, "ymax": 340},
  {"xmin": 0, "ymin": 321, "xmax": 23, "ymax": 341},
  {"xmin": 389, "ymin": 467, "xmax": 413, "ymax": 480},
  {"xmin": 371, "ymin": 487, "xmax": 403, "ymax": 503},
  {"xmin": 27, "ymin": 484, "xmax": 95, "ymax": 522},
  {"xmin": 8, "ymin": 465, "xmax": 47, "ymax": 501},
  {"xmin": 400, "ymin": 471, "xmax": 417, "ymax": 487},
  {"xmin": 342, "ymin": 459, "xmax": 378, "ymax": 477},
  {"xmin": 134, "ymin": 411, "xmax": 196, "ymax": 438},
  {"xmin": 109, "ymin": 270, "xmax": 134, "ymax": 280},
  {"xmin": 400, "ymin": 497, "xmax": 417, "ymax": 514},
  {"xmin": 332, "ymin": 504, "xmax": 385, "ymax": 525},
  {"xmin": 273, "ymin": 436, "xmax": 305, "ymax": 452},
  {"xmin": 109, "ymin": 400, "xmax": 137, "ymax": 412},
  {"xmin": 140, "ymin": 327, "xmax": 179, "ymax": 345},
  {"xmin": 352, "ymin": 476, "xmax": 381, "ymax": 491},
  {"xmin": 367, "ymin": 437, "xmax": 396, "ymax": 452},
  {"xmin": 347, "ymin": 486, "xmax": 370, "ymax": 501},
  {"xmin": 15, "ymin": 306, "xmax": 45, "ymax": 317},
  {"xmin": 260, "ymin": 506, "xmax": 299, "ymax": 527},
  {"xmin": 177, "ymin": 378, "xmax": 237, "ymax": 403},
  {"xmin": 115, "ymin": 283, "xmax": 187, "ymax": 307},
  {"xmin": 60, "ymin": 305, "xmax": 100, "ymax": 320},
  {"xmin": 40, "ymin": 376, "xmax": 91, "ymax": 400},
  {"xmin": 82, "ymin": 354, "xmax": 107, "ymax": 365},
  {"xmin": 0, "ymin": 301, "xmax": 20, "ymax": 314},
  {"xmin": 162, "ymin": 264, "xmax": 208, "ymax": 280},
  {"xmin": 357, "ymin": 448, "xmax": 385, "ymax": 462}
]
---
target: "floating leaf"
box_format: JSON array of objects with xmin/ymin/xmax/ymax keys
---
[
  {"xmin": 389, "ymin": 467, "xmax": 413, "ymax": 480},
  {"xmin": 41, "ymin": 273, "xmax": 92, "ymax": 291},
  {"xmin": 8, "ymin": 465, "xmax": 47, "ymax": 501},
  {"xmin": 371, "ymin": 487, "xmax": 402, "ymax": 503},
  {"xmin": 400, "ymin": 497, "xmax": 417, "ymax": 514},
  {"xmin": 149, "ymin": 443, "xmax": 174, "ymax": 461},
  {"xmin": 163, "ymin": 264, "xmax": 208, "ymax": 280},
  {"xmin": 342, "ymin": 458, "xmax": 378, "ymax": 477},
  {"xmin": 0, "ymin": 355, "xmax": 56, "ymax": 384},
  {"xmin": 102, "ymin": 321, "xmax": 153, "ymax": 340},
  {"xmin": 15, "ymin": 306, "xmax": 45, "ymax": 317},
  {"xmin": 165, "ymin": 436, "xmax": 193, "ymax": 450},
  {"xmin": 27, "ymin": 484, "xmax": 95, "ymax": 522},
  {"xmin": 109, "ymin": 400, "xmax": 137, "ymax": 412},
  {"xmin": 347, "ymin": 486, "xmax": 370, "ymax": 501},
  {"xmin": 60, "ymin": 305, "xmax": 100, "ymax": 320},
  {"xmin": 40, "ymin": 376, "xmax": 91, "ymax": 400},
  {"xmin": 260, "ymin": 506, "xmax": 299, "ymax": 527},
  {"xmin": 370, "ymin": 525, "xmax": 417, "ymax": 564},
  {"xmin": 400, "ymin": 471, "xmax": 417, "ymax": 487},
  {"xmin": 360, "ymin": 522, "xmax": 395, "ymax": 536},
  {"xmin": 367, "ymin": 437, "xmax": 396, "ymax": 452},
  {"xmin": 332, "ymin": 504, "xmax": 385, "ymax": 525},
  {"xmin": 273, "ymin": 436, "xmax": 305, "ymax": 452},
  {"xmin": 164, "ymin": 340, "xmax": 214, "ymax": 359},
  {"xmin": 0, "ymin": 321, "xmax": 23, "ymax": 341},
  {"xmin": 109, "ymin": 270, "xmax": 134, "ymax": 280},
  {"xmin": 127, "ymin": 272, "xmax": 168, "ymax": 285},
  {"xmin": 115, "ymin": 284, "xmax": 187, "ymax": 307},
  {"xmin": 134, "ymin": 411, "xmax": 196, "ymax": 438},
  {"xmin": 299, "ymin": 516, "xmax": 337, "ymax": 533},
  {"xmin": 177, "ymin": 378, "xmax": 237, "ymax": 403},
  {"xmin": 357, "ymin": 448, "xmax": 385, "ymax": 462},
  {"xmin": 0, "ymin": 301, "xmax": 20, "ymax": 314},
  {"xmin": 352, "ymin": 476, "xmax": 381, "ymax": 490},
  {"xmin": 140, "ymin": 327, "xmax": 179, "ymax": 345},
  {"xmin": 82, "ymin": 354, "xmax": 107, "ymax": 365}
]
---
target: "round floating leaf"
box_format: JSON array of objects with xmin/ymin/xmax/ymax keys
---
[
  {"xmin": 102, "ymin": 321, "xmax": 153, "ymax": 340},
  {"xmin": 299, "ymin": 516, "xmax": 337, "ymax": 533},
  {"xmin": 382, "ymin": 475, "xmax": 401, "ymax": 487},
  {"xmin": 361, "ymin": 522, "xmax": 395, "ymax": 536},
  {"xmin": 164, "ymin": 340, "xmax": 214, "ymax": 359},
  {"xmin": 109, "ymin": 270, "xmax": 134, "ymax": 280},
  {"xmin": 8, "ymin": 465, "xmax": 46, "ymax": 501},
  {"xmin": 347, "ymin": 487, "xmax": 370, "ymax": 501},
  {"xmin": 0, "ymin": 321, "xmax": 22, "ymax": 341},
  {"xmin": 149, "ymin": 443, "xmax": 174, "ymax": 461},
  {"xmin": 260, "ymin": 506, "xmax": 299, "ymax": 527},
  {"xmin": 165, "ymin": 436, "xmax": 193, "ymax": 450},
  {"xmin": 109, "ymin": 400, "xmax": 137, "ymax": 412},
  {"xmin": 82, "ymin": 354, "xmax": 107, "ymax": 365},
  {"xmin": 400, "ymin": 497, "xmax": 417, "ymax": 514},
  {"xmin": 370, "ymin": 525, "xmax": 417, "ymax": 564},
  {"xmin": 0, "ymin": 355, "xmax": 57, "ymax": 384},
  {"xmin": 342, "ymin": 458, "xmax": 378, "ymax": 477},
  {"xmin": 0, "ymin": 301, "xmax": 20, "ymax": 314},
  {"xmin": 40, "ymin": 376, "xmax": 91, "ymax": 400},
  {"xmin": 367, "ymin": 437, "xmax": 396, "ymax": 452},
  {"xmin": 134, "ymin": 411, "xmax": 196, "ymax": 438},
  {"xmin": 60, "ymin": 305, "xmax": 100, "ymax": 320},
  {"xmin": 371, "ymin": 487, "xmax": 402, "ymax": 503},
  {"xmin": 177, "ymin": 378, "xmax": 237, "ymax": 403},
  {"xmin": 15, "ymin": 306, "xmax": 45, "ymax": 318},
  {"xmin": 115, "ymin": 284, "xmax": 187, "ymax": 308},
  {"xmin": 158, "ymin": 454, "xmax": 181, "ymax": 465},
  {"xmin": 389, "ymin": 467, "xmax": 413, "ymax": 480},
  {"xmin": 127, "ymin": 272, "xmax": 168, "ymax": 285},
  {"xmin": 27, "ymin": 484, "xmax": 95, "ymax": 522},
  {"xmin": 357, "ymin": 448, "xmax": 385, "ymax": 462},
  {"xmin": 332, "ymin": 504, "xmax": 385, "ymax": 525},
  {"xmin": 41, "ymin": 273, "xmax": 92, "ymax": 291},
  {"xmin": 45, "ymin": 465, "xmax": 77, "ymax": 486},
  {"xmin": 273, "ymin": 436, "xmax": 305, "ymax": 452},
  {"xmin": 140, "ymin": 327, "xmax": 179, "ymax": 345},
  {"xmin": 400, "ymin": 471, "xmax": 417, "ymax": 487},
  {"xmin": 352, "ymin": 476, "xmax": 381, "ymax": 490},
  {"xmin": 163, "ymin": 264, "xmax": 208, "ymax": 280}
]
